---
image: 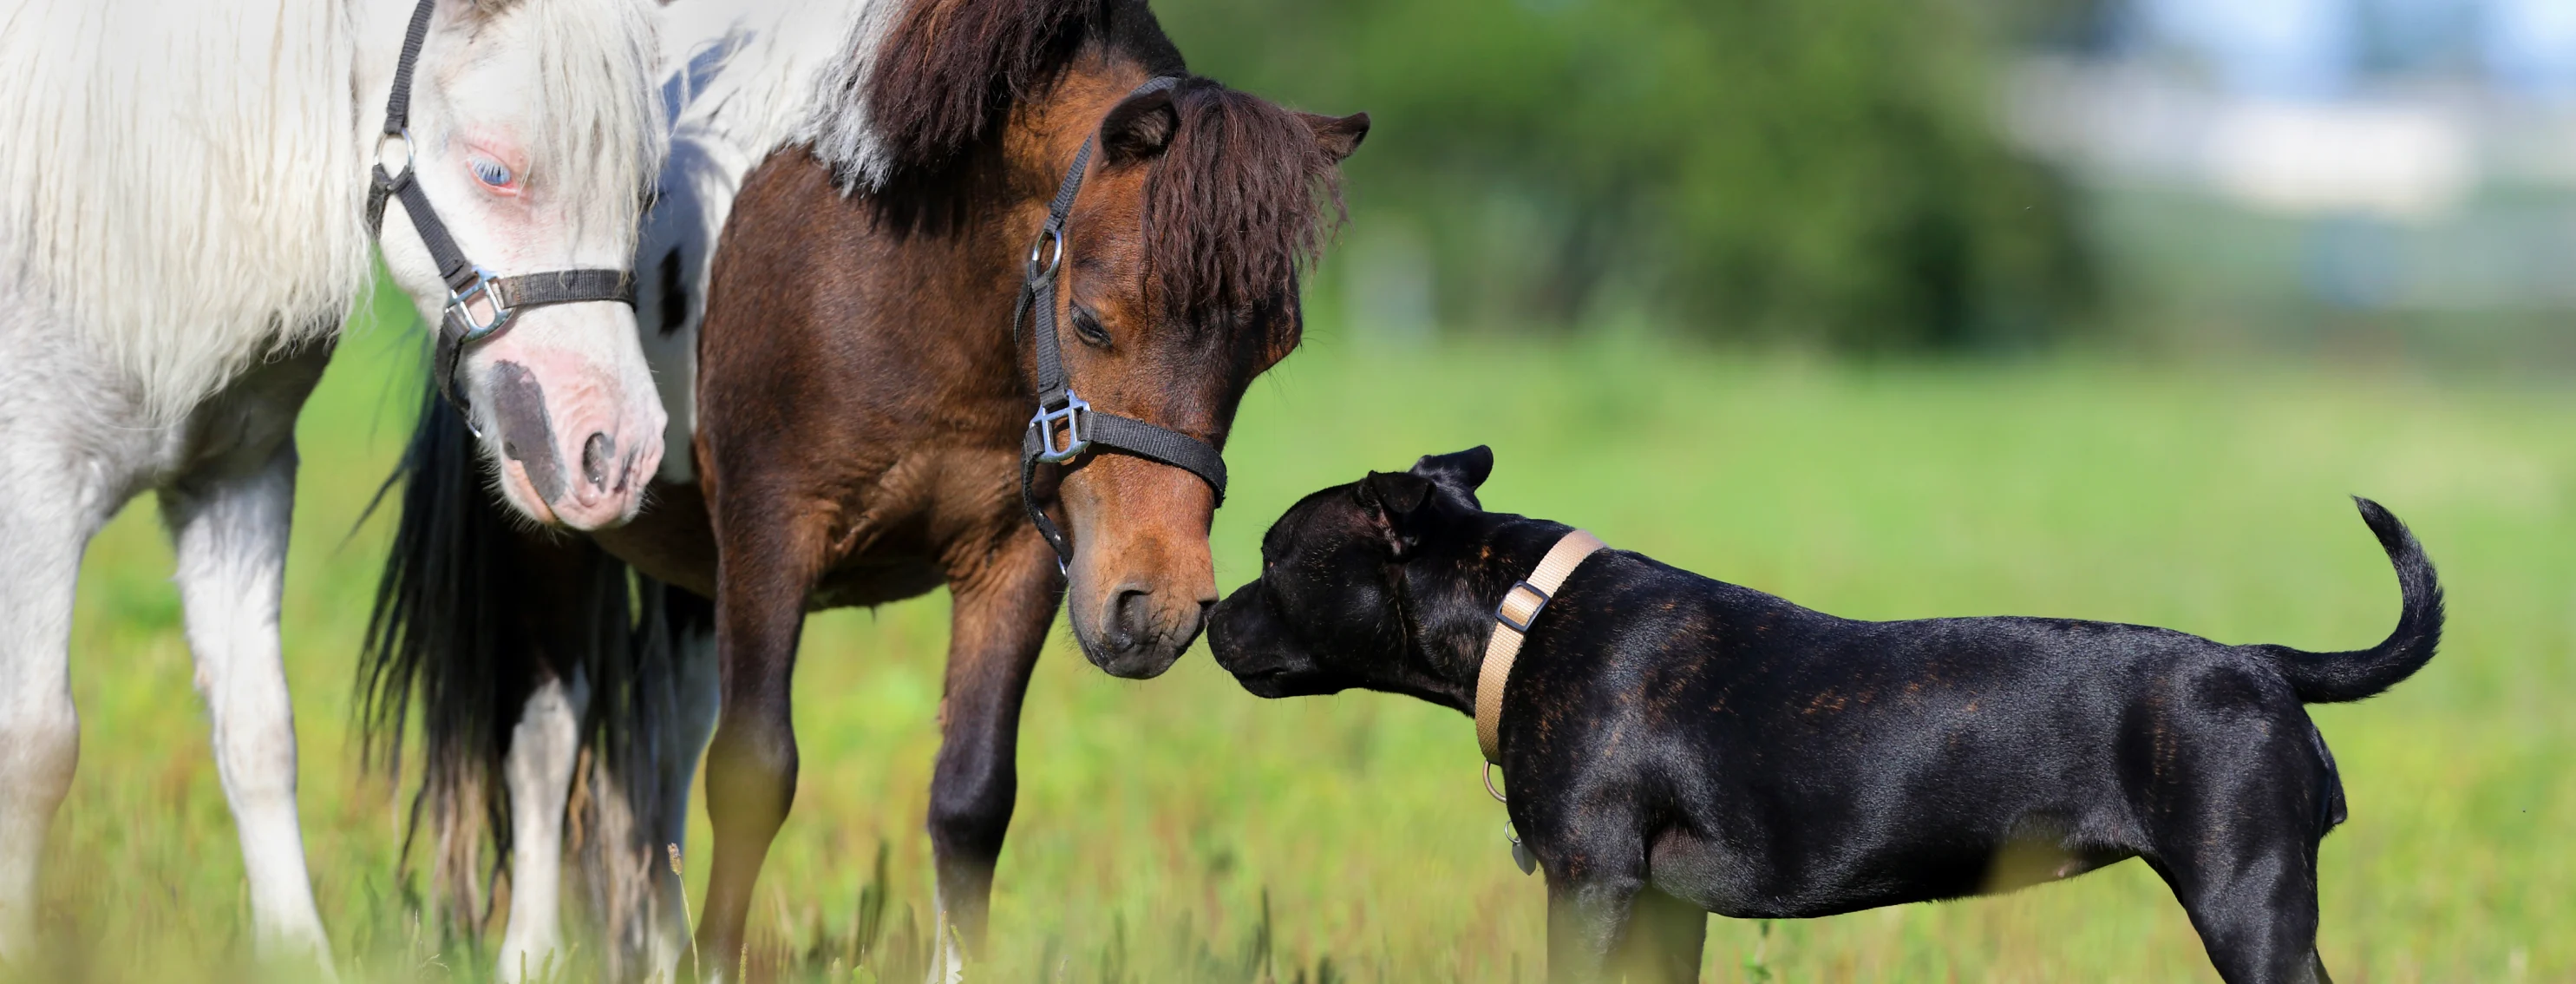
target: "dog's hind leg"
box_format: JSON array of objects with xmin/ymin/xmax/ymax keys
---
[
  {"xmin": 2158, "ymin": 842, "xmax": 2329, "ymax": 984},
  {"xmin": 1611, "ymin": 886, "xmax": 1706, "ymax": 984},
  {"xmin": 2141, "ymin": 712, "xmax": 2336, "ymax": 981}
]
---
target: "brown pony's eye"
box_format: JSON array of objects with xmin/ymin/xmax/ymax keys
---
[{"xmin": 1070, "ymin": 305, "xmax": 1111, "ymax": 347}]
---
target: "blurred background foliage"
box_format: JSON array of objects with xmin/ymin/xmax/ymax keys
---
[
  {"xmin": 1158, "ymin": 0, "xmax": 2104, "ymax": 350},
  {"xmin": 1156, "ymin": 0, "xmax": 2576, "ymax": 365}
]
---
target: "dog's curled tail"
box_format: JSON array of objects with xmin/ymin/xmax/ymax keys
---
[{"xmin": 2252, "ymin": 497, "xmax": 2444, "ymax": 704}]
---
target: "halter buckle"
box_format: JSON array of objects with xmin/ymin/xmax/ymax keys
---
[
  {"xmin": 1030, "ymin": 390, "xmax": 1091, "ymax": 462},
  {"xmin": 446, "ymin": 266, "xmax": 513, "ymax": 341}
]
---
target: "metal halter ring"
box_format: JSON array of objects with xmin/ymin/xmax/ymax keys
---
[
  {"xmin": 1027, "ymin": 226, "xmax": 1065, "ymax": 284},
  {"xmin": 446, "ymin": 266, "xmax": 513, "ymax": 341},
  {"xmin": 1030, "ymin": 390, "xmax": 1091, "ymax": 462},
  {"xmin": 1484, "ymin": 760, "xmax": 1508, "ymax": 804},
  {"xmin": 375, "ymin": 128, "xmax": 415, "ymax": 184}
]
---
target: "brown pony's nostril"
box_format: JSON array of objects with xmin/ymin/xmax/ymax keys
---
[
  {"xmin": 581, "ymin": 432, "xmax": 614, "ymax": 491},
  {"xmin": 1108, "ymin": 587, "xmax": 1154, "ymax": 651}
]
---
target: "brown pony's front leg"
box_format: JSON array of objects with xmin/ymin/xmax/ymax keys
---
[
  {"xmin": 925, "ymin": 530, "xmax": 1064, "ymax": 968},
  {"xmin": 692, "ymin": 502, "xmax": 827, "ymax": 981}
]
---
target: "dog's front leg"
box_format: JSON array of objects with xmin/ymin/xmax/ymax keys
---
[
  {"xmin": 1612, "ymin": 887, "xmax": 1707, "ymax": 984},
  {"xmin": 1543, "ymin": 850, "xmax": 1650, "ymax": 984},
  {"xmin": 1545, "ymin": 875, "xmax": 1633, "ymax": 983}
]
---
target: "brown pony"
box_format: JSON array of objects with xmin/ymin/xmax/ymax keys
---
[{"xmin": 360, "ymin": 0, "xmax": 1366, "ymax": 976}]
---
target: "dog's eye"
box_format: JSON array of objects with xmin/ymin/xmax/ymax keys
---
[{"xmin": 1071, "ymin": 305, "xmax": 1111, "ymax": 347}]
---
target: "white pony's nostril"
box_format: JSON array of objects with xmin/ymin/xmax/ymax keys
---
[{"xmin": 581, "ymin": 432, "xmax": 614, "ymax": 490}]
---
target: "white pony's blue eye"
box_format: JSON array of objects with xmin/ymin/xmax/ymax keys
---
[{"xmin": 470, "ymin": 157, "xmax": 513, "ymax": 188}]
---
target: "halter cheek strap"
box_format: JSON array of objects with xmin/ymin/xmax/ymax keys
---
[
  {"xmin": 1015, "ymin": 76, "xmax": 1230, "ymax": 569},
  {"xmin": 367, "ymin": 0, "xmax": 636, "ymax": 427},
  {"xmin": 1474, "ymin": 528, "xmax": 1608, "ymax": 764}
]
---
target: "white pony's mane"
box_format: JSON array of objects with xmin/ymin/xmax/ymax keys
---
[
  {"xmin": 0, "ymin": 0, "xmax": 661, "ymax": 422},
  {"xmin": 1, "ymin": 0, "xmax": 363, "ymax": 420}
]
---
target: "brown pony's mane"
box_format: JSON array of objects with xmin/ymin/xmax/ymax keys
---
[
  {"xmin": 860, "ymin": 0, "xmax": 1134, "ymax": 181},
  {"xmin": 859, "ymin": 0, "xmax": 1344, "ymax": 320}
]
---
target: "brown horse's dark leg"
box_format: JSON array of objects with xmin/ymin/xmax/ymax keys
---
[
  {"xmin": 925, "ymin": 532, "xmax": 1063, "ymax": 968},
  {"xmin": 691, "ymin": 504, "xmax": 825, "ymax": 980}
]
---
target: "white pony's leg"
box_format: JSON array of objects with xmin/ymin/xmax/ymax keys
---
[
  {"xmin": 0, "ymin": 434, "xmax": 114, "ymax": 963},
  {"xmin": 497, "ymin": 669, "xmax": 590, "ymax": 982},
  {"xmin": 159, "ymin": 439, "xmax": 333, "ymax": 968},
  {"xmin": 648, "ymin": 629, "xmax": 720, "ymax": 983}
]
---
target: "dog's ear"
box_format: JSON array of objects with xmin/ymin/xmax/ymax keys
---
[
  {"xmin": 1411, "ymin": 446, "xmax": 1494, "ymax": 507},
  {"xmin": 1354, "ymin": 470, "xmax": 1435, "ymax": 559}
]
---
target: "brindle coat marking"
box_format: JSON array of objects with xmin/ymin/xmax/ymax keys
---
[{"xmin": 363, "ymin": 0, "xmax": 1366, "ymax": 974}]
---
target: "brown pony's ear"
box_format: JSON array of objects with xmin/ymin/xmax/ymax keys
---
[
  {"xmin": 1299, "ymin": 111, "xmax": 1371, "ymax": 164},
  {"xmin": 1102, "ymin": 88, "xmax": 1181, "ymax": 167},
  {"xmin": 1354, "ymin": 470, "xmax": 1435, "ymax": 559}
]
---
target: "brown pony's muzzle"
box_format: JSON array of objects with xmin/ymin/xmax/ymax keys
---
[{"xmin": 1059, "ymin": 453, "xmax": 1219, "ymax": 679}]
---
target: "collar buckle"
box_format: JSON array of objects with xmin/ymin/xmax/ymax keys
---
[
  {"xmin": 1495, "ymin": 581, "xmax": 1552, "ymax": 633},
  {"xmin": 1474, "ymin": 529, "xmax": 1609, "ymax": 764}
]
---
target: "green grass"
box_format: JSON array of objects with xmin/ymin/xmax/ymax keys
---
[{"xmin": 24, "ymin": 305, "xmax": 2574, "ymax": 981}]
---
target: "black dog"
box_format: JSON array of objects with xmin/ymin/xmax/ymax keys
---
[{"xmin": 1209, "ymin": 447, "xmax": 2439, "ymax": 984}]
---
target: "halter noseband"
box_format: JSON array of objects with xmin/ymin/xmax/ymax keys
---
[
  {"xmin": 1016, "ymin": 76, "xmax": 1231, "ymax": 570},
  {"xmin": 366, "ymin": 0, "xmax": 636, "ymax": 430}
]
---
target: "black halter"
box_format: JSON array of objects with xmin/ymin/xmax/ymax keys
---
[
  {"xmin": 365, "ymin": 0, "xmax": 636, "ymax": 425},
  {"xmin": 1017, "ymin": 77, "xmax": 1231, "ymax": 570}
]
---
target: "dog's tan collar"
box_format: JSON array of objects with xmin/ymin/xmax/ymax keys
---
[{"xmin": 1474, "ymin": 528, "xmax": 1608, "ymax": 764}]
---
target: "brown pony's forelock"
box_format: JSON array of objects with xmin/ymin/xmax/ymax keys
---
[{"xmin": 1146, "ymin": 79, "xmax": 1345, "ymax": 326}]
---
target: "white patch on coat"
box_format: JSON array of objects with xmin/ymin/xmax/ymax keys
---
[{"xmin": 638, "ymin": 0, "xmax": 900, "ymax": 481}]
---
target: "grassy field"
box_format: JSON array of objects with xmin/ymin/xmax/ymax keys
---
[{"xmin": 22, "ymin": 302, "xmax": 2574, "ymax": 981}]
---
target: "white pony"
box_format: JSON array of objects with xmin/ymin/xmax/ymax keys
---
[{"xmin": 0, "ymin": 0, "xmax": 664, "ymax": 969}]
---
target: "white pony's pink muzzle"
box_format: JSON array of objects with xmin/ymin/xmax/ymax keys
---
[{"xmin": 463, "ymin": 304, "xmax": 665, "ymax": 530}]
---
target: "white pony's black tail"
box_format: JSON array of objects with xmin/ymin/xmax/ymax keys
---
[{"xmin": 356, "ymin": 372, "xmax": 702, "ymax": 955}]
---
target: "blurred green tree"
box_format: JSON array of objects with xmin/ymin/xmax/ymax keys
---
[{"xmin": 1154, "ymin": 0, "xmax": 2097, "ymax": 349}]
